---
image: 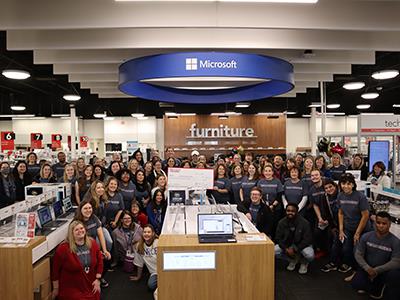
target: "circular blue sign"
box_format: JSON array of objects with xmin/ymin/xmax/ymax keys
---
[{"xmin": 119, "ymin": 52, "xmax": 294, "ymax": 104}]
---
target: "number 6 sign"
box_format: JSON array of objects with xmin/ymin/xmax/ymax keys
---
[{"xmin": 1, "ymin": 131, "xmax": 15, "ymax": 151}]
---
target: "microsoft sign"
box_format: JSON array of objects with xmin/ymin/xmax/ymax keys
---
[{"xmin": 186, "ymin": 58, "xmax": 238, "ymax": 71}]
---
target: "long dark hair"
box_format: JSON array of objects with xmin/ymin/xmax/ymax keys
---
[{"xmin": 13, "ymin": 160, "xmax": 32, "ymax": 183}]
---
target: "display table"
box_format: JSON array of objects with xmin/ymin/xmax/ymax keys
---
[{"xmin": 158, "ymin": 204, "xmax": 275, "ymax": 300}]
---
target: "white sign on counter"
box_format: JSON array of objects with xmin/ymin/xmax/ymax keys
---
[
  {"xmin": 168, "ymin": 167, "xmax": 214, "ymax": 190},
  {"xmin": 163, "ymin": 251, "xmax": 216, "ymax": 271}
]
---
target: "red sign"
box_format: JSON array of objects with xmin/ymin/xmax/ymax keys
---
[
  {"xmin": 80, "ymin": 136, "xmax": 89, "ymax": 148},
  {"xmin": 51, "ymin": 134, "xmax": 62, "ymax": 150},
  {"xmin": 30, "ymin": 133, "xmax": 43, "ymax": 149},
  {"xmin": 1, "ymin": 131, "xmax": 15, "ymax": 151}
]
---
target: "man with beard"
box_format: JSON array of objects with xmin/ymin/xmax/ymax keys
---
[{"xmin": 275, "ymin": 203, "xmax": 314, "ymax": 274}]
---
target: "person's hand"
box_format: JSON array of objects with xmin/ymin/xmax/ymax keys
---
[
  {"xmin": 103, "ymin": 250, "xmax": 111, "ymax": 260},
  {"xmin": 110, "ymin": 221, "xmax": 117, "ymax": 229},
  {"xmin": 339, "ymin": 231, "xmax": 345, "ymax": 243},
  {"xmin": 213, "ymin": 186, "xmax": 218, "ymax": 191},
  {"xmin": 367, "ymin": 268, "xmax": 378, "ymax": 280},
  {"xmin": 269, "ymin": 205, "xmax": 274, "ymax": 211},
  {"xmin": 353, "ymin": 232, "xmax": 360, "ymax": 245},
  {"xmin": 286, "ymin": 247, "xmax": 296, "ymax": 258},
  {"xmin": 92, "ymin": 279, "xmax": 101, "ymax": 294},
  {"xmin": 129, "ymin": 275, "xmax": 140, "ymax": 281},
  {"xmin": 370, "ymin": 214, "xmax": 376, "ymax": 222},
  {"xmin": 245, "ymin": 213, "xmax": 252, "ymax": 221},
  {"xmin": 51, "ymin": 288, "xmax": 59, "ymax": 300}
]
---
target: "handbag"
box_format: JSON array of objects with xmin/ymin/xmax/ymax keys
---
[{"xmin": 123, "ymin": 249, "xmax": 135, "ymax": 273}]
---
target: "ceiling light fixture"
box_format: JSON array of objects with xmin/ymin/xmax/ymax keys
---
[
  {"xmin": 372, "ymin": 70, "xmax": 399, "ymax": 80},
  {"xmin": 343, "ymin": 82, "xmax": 365, "ymax": 90},
  {"xmin": 218, "ymin": 115, "xmax": 229, "ymax": 120},
  {"xmin": 235, "ymin": 102, "xmax": 251, "ymax": 108},
  {"xmin": 0, "ymin": 114, "xmax": 35, "ymax": 118},
  {"xmin": 302, "ymin": 114, "xmax": 311, "ymax": 118},
  {"xmin": 10, "ymin": 105, "xmax": 26, "ymax": 111},
  {"xmin": 51, "ymin": 114, "xmax": 70, "ymax": 117},
  {"xmin": 326, "ymin": 104, "xmax": 341, "ymax": 109},
  {"xmin": 131, "ymin": 113, "xmax": 145, "ymax": 118},
  {"xmin": 180, "ymin": 113, "xmax": 196, "ymax": 116},
  {"xmin": 103, "ymin": 116, "xmax": 115, "ymax": 121},
  {"xmin": 356, "ymin": 104, "xmax": 371, "ymax": 110},
  {"xmin": 283, "ymin": 111, "xmax": 296, "ymax": 115},
  {"xmin": 63, "ymin": 94, "xmax": 81, "ymax": 101},
  {"xmin": 308, "ymin": 102, "xmax": 321, "ymax": 108},
  {"xmin": 393, "ymin": 104, "xmax": 400, "ymax": 108},
  {"xmin": 137, "ymin": 116, "xmax": 149, "ymax": 120},
  {"xmin": 2, "ymin": 69, "xmax": 31, "ymax": 80},
  {"xmin": 93, "ymin": 112, "xmax": 107, "ymax": 118},
  {"xmin": 361, "ymin": 92, "xmax": 379, "ymax": 100}
]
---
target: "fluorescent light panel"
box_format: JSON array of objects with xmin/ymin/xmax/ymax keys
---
[
  {"xmin": 357, "ymin": 104, "xmax": 371, "ymax": 110},
  {"xmin": 235, "ymin": 102, "xmax": 251, "ymax": 108},
  {"xmin": 361, "ymin": 92, "xmax": 379, "ymax": 100},
  {"xmin": 2, "ymin": 69, "xmax": 30, "ymax": 80},
  {"xmin": 326, "ymin": 104, "xmax": 340, "ymax": 109},
  {"xmin": 10, "ymin": 105, "xmax": 26, "ymax": 111},
  {"xmin": 63, "ymin": 94, "xmax": 81, "ymax": 101},
  {"xmin": 372, "ymin": 70, "xmax": 399, "ymax": 80},
  {"xmin": 343, "ymin": 82, "xmax": 365, "ymax": 90}
]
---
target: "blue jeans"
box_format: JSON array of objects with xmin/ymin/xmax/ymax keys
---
[
  {"xmin": 148, "ymin": 274, "xmax": 158, "ymax": 290},
  {"xmin": 275, "ymin": 244, "xmax": 315, "ymax": 263},
  {"xmin": 96, "ymin": 227, "xmax": 113, "ymax": 252},
  {"xmin": 342, "ymin": 229, "xmax": 357, "ymax": 268}
]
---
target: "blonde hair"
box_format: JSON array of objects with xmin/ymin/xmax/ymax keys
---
[
  {"xmin": 66, "ymin": 220, "xmax": 92, "ymax": 253},
  {"xmin": 39, "ymin": 163, "xmax": 53, "ymax": 179},
  {"xmin": 63, "ymin": 163, "xmax": 76, "ymax": 183},
  {"xmin": 136, "ymin": 224, "xmax": 158, "ymax": 255},
  {"xmin": 86, "ymin": 180, "xmax": 106, "ymax": 209}
]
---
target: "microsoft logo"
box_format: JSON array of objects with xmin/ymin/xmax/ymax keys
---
[{"xmin": 186, "ymin": 58, "xmax": 198, "ymax": 70}]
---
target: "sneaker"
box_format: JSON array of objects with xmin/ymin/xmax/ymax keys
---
[
  {"xmin": 321, "ymin": 262, "xmax": 337, "ymax": 273},
  {"xmin": 286, "ymin": 260, "xmax": 297, "ymax": 271},
  {"xmin": 100, "ymin": 278, "xmax": 109, "ymax": 288},
  {"xmin": 369, "ymin": 284, "xmax": 385, "ymax": 299},
  {"xmin": 298, "ymin": 263, "xmax": 309, "ymax": 274},
  {"xmin": 338, "ymin": 264, "xmax": 352, "ymax": 273},
  {"xmin": 344, "ymin": 271, "xmax": 356, "ymax": 282}
]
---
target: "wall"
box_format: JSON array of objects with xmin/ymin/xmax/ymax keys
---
[
  {"xmin": 316, "ymin": 116, "xmax": 358, "ymax": 135},
  {"xmin": 286, "ymin": 118, "xmax": 310, "ymax": 154}
]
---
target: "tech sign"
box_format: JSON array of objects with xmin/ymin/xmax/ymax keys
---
[{"xmin": 361, "ymin": 114, "xmax": 400, "ymax": 133}]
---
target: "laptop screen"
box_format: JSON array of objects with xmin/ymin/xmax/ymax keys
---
[
  {"xmin": 37, "ymin": 206, "xmax": 52, "ymax": 226},
  {"xmin": 62, "ymin": 197, "xmax": 72, "ymax": 211},
  {"xmin": 198, "ymin": 214, "xmax": 233, "ymax": 235},
  {"xmin": 53, "ymin": 200, "xmax": 64, "ymax": 218}
]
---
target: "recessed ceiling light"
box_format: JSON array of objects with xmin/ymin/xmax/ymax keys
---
[
  {"xmin": 308, "ymin": 102, "xmax": 321, "ymax": 108},
  {"xmin": 2, "ymin": 69, "xmax": 30, "ymax": 80},
  {"xmin": 326, "ymin": 104, "xmax": 340, "ymax": 109},
  {"xmin": 131, "ymin": 113, "xmax": 144, "ymax": 118},
  {"xmin": 393, "ymin": 104, "xmax": 400, "ymax": 108},
  {"xmin": 361, "ymin": 92, "xmax": 379, "ymax": 100},
  {"xmin": 343, "ymin": 82, "xmax": 365, "ymax": 90},
  {"xmin": 372, "ymin": 70, "xmax": 399, "ymax": 80},
  {"xmin": 93, "ymin": 113, "xmax": 107, "ymax": 118},
  {"xmin": 235, "ymin": 102, "xmax": 251, "ymax": 108},
  {"xmin": 302, "ymin": 114, "xmax": 311, "ymax": 118},
  {"xmin": 103, "ymin": 116, "xmax": 115, "ymax": 121},
  {"xmin": 10, "ymin": 105, "xmax": 26, "ymax": 111},
  {"xmin": 283, "ymin": 111, "xmax": 296, "ymax": 115},
  {"xmin": 357, "ymin": 104, "xmax": 371, "ymax": 110},
  {"xmin": 63, "ymin": 94, "xmax": 81, "ymax": 101}
]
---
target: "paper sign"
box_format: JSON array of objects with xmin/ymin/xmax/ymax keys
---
[
  {"xmin": 163, "ymin": 251, "xmax": 216, "ymax": 271},
  {"xmin": 15, "ymin": 213, "xmax": 36, "ymax": 238},
  {"xmin": 167, "ymin": 167, "xmax": 214, "ymax": 190},
  {"xmin": 51, "ymin": 134, "xmax": 62, "ymax": 149},
  {"xmin": 1, "ymin": 131, "xmax": 15, "ymax": 151},
  {"xmin": 80, "ymin": 136, "xmax": 89, "ymax": 148},
  {"xmin": 31, "ymin": 133, "xmax": 43, "ymax": 149}
]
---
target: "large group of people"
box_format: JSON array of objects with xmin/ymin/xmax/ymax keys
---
[{"xmin": 1, "ymin": 147, "xmax": 399, "ymax": 300}]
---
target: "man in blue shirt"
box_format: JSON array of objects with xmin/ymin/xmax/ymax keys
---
[{"xmin": 352, "ymin": 211, "xmax": 400, "ymax": 299}]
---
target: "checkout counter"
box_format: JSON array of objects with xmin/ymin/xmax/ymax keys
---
[
  {"xmin": 157, "ymin": 204, "xmax": 275, "ymax": 300},
  {"xmin": 0, "ymin": 183, "xmax": 74, "ymax": 300}
]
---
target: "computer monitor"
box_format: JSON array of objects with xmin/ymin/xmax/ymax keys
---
[
  {"xmin": 197, "ymin": 213, "xmax": 233, "ymax": 235},
  {"xmin": 62, "ymin": 197, "xmax": 72, "ymax": 212},
  {"xmin": 37, "ymin": 206, "xmax": 52, "ymax": 227},
  {"xmin": 53, "ymin": 200, "xmax": 64, "ymax": 218}
]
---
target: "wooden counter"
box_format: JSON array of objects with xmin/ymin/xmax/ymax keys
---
[{"xmin": 157, "ymin": 233, "xmax": 274, "ymax": 300}]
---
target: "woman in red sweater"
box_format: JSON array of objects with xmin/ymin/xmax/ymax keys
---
[{"xmin": 51, "ymin": 220, "xmax": 104, "ymax": 300}]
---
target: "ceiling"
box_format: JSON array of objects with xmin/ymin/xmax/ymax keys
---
[{"xmin": 0, "ymin": 0, "xmax": 400, "ymax": 119}]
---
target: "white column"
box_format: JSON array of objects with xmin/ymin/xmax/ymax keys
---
[
  {"xmin": 310, "ymin": 107, "xmax": 317, "ymax": 156},
  {"xmin": 357, "ymin": 115, "xmax": 361, "ymax": 152},
  {"xmin": 70, "ymin": 105, "xmax": 77, "ymax": 160},
  {"xmin": 320, "ymin": 81, "xmax": 326, "ymax": 137}
]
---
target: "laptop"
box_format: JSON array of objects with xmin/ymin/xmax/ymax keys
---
[
  {"xmin": 58, "ymin": 197, "xmax": 76, "ymax": 218},
  {"xmin": 197, "ymin": 213, "xmax": 237, "ymax": 244},
  {"xmin": 37, "ymin": 206, "xmax": 67, "ymax": 235}
]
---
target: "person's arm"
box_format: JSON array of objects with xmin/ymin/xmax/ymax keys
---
[
  {"xmin": 147, "ymin": 205, "xmax": 156, "ymax": 226},
  {"xmin": 298, "ymin": 195, "xmax": 308, "ymax": 212},
  {"xmin": 51, "ymin": 245, "xmax": 64, "ymax": 299},
  {"xmin": 75, "ymin": 181, "xmax": 81, "ymax": 205},
  {"xmin": 131, "ymin": 252, "xmax": 144, "ymax": 280},
  {"xmin": 354, "ymin": 210, "xmax": 369, "ymax": 244},
  {"xmin": 130, "ymin": 266, "xmax": 143, "ymax": 281},
  {"xmin": 282, "ymin": 195, "xmax": 288, "ymax": 209},
  {"xmin": 271, "ymin": 192, "xmax": 282, "ymax": 208},
  {"xmin": 338, "ymin": 208, "xmax": 345, "ymax": 241},
  {"xmin": 239, "ymin": 188, "xmax": 244, "ymax": 202},
  {"xmin": 354, "ymin": 237, "xmax": 370, "ymax": 271},
  {"xmin": 96, "ymin": 227, "xmax": 111, "ymax": 259},
  {"xmin": 313, "ymin": 204, "xmax": 325, "ymax": 224},
  {"xmin": 112, "ymin": 210, "xmax": 123, "ymax": 228}
]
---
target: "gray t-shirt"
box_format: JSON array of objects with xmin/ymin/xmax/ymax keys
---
[
  {"xmin": 229, "ymin": 176, "xmax": 243, "ymax": 204},
  {"xmin": 119, "ymin": 180, "xmax": 136, "ymax": 209},
  {"xmin": 76, "ymin": 244, "xmax": 91, "ymax": 270},
  {"xmin": 212, "ymin": 178, "xmax": 231, "ymax": 204},
  {"xmin": 84, "ymin": 215, "xmax": 101, "ymax": 239},
  {"xmin": 330, "ymin": 164, "xmax": 347, "ymax": 180},
  {"xmin": 284, "ymin": 179, "xmax": 306, "ymax": 205},
  {"xmin": 249, "ymin": 203, "xmax": 260, "ymax": 225},
  {"xmin": 357, "ymin": 231, "xmax": 400, "ymax": 272},
  {"xmin": 104, "ymin": 192, "xmax": 125, "ymax": 223},
  {"xmin": 257, "ymin": 178, "xmax": 283, "ymax": 205},
  {"xmin": 337, "ymin": 191, "xmax": 370, "ymax": 231},
  {"xmin": 240, "ymin": 176, "xmax": 258, "ymax": 202}
]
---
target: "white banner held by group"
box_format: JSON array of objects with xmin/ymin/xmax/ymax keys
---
[{"xmin": 167, "ymin": 167, "xmax": 214, "ymax": 190}]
